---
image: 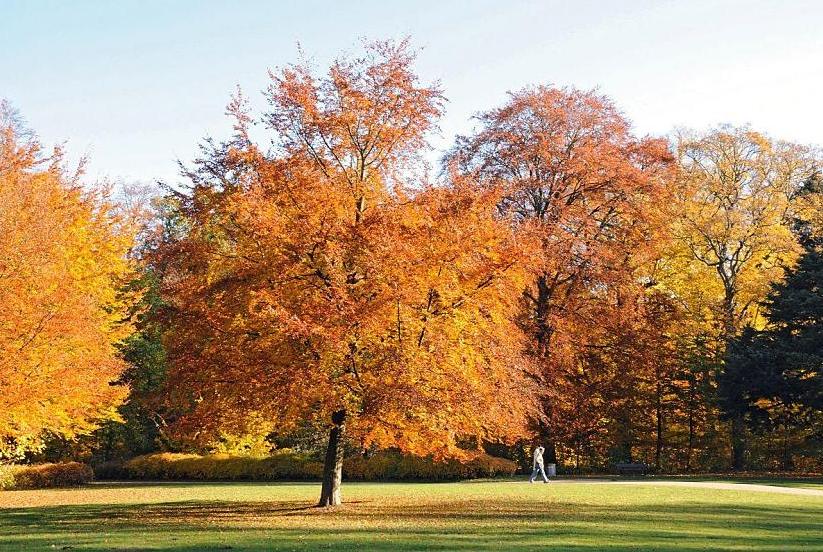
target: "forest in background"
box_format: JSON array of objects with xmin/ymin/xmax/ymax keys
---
[{"xmin": 1, "ymin": 41, "xmax": 821, "ymax": 499}]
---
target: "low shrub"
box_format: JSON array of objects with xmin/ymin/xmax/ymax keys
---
[
  {"xmin": 93, "ymin": 460, "xmax": 129, "ymax": 480},
  {"xmin": 791, "ymin": 454, "xmax": 823, "ymax": 474},
  {"xmin": 0, "ymin": 465, "xmax": 15, "ymax": 490},
  {"xmin": 345, "ymin": 450, "xmax": 518, "ymax": 481},
  {"xmin": 121, "ymin": 451, "xmax": 323, "ymax": 481},
  {"xmin": 0, "ymin": 462, "xmax": 93, "ymax": 490},
  {"xmin": 110, "ymin": 449, "xmax": 516, "ymax": 482}
]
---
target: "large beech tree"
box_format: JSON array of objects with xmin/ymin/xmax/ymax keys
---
[
  {"xmin": 663, "ymin": 127, "xmax": 817, "ymax": 469},
  {"xmin": 0, "ymin": 102, "xmax": 137, "ymax": 459},
  {"xmin": 448, "ymin": 86, "xmax": 672, "ymax": 463},
  {"xmin": 668, "ymin": 127, "xmax": 814, "ymax": 338},
  {"xmin": 159, "ymin": 41, "xmax": 537, "ymax": 506}
]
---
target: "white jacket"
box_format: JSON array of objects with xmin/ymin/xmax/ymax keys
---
[{"xmin": 533, "ymin": 447, "xmax": 544, "ymax": 469}]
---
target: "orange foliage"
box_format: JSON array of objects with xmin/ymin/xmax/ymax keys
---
[
  {"xmin": 0, "ymin": 103, "xmax": 137, "ymax": 459},
  {"xmin": 158, "ymin": 41, "xmax": 538, "ymax": 469}
]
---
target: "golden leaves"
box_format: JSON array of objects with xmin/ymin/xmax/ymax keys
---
[
  {"xmin": 0, "ymin": 116, "xmax": 137, "ymax": 459},
  {"xmin": 664, "ymin": 127, "xmax": 817, "ymax": 337}
]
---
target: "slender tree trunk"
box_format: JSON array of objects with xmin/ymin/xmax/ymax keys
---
[
  {"xmin": 686, "ymin": 395, "xmax": 695, "ymax": 473},
  {"xmin": 782, "ymin": 423, "xmax": 793, "ymax": 472},
  {"xmin": 722, "ymin": 286, "xmax": 737, "ymax": 340},
  {"xmin": 318, "ymin": 409, "xmax": 346, "ymax": 507},
  {"xmin": 621, "ymin": 409, "xmax": 633, "ymax": 463},
  {"xmin": 545, "ymin": 441, "xmax": 557, "ymax": 464},
  {"xmin": 534, "ymin": 275, "xmax": 552, "ymax": 355},
  {"xmin": 655, "ymin": 383, "xmax": 663, "ymax": 472},
  {"xmin": 730, "ymin": 415, "xmax": 746, "ymax": 471},
  {"xmin": 721, "ymin": 285, "xmax": 748, "ymax": 472},
  {"xmin": 574, "ymin": 442, "xmax": 580, "ymax": 473},
  {"xmin": 655, "ymin": 362, "xmax": 664, "ymax": 472}
]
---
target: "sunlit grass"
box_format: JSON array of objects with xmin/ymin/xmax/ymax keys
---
[
  {"xmin": 672, "ymin": 477, "xmax": 823, "ymax": 491},
  {"xmin": 1, "ymin": 480, "xmax": 821, "ymax": 551}
]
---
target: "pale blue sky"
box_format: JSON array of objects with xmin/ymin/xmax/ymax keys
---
[{"xmin": 2, "ymin": 0, "xmax": 821, "ymax": 186}]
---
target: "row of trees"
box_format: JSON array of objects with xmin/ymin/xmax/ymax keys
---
[{"xmin": 1, "ymin": 41, "xmax": 820, "ymax": 505}]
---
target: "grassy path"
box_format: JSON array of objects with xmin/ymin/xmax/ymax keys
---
[{"xmin": 1, "ymin": 480, "xmax": 821, "ymax": 551}]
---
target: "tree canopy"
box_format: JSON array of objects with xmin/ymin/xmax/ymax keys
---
[{"xmin": 0, "ymin": 102, "xmax": 138, "ymax": 460}]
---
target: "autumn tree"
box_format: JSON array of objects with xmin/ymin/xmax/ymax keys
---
[
  {"xmin": 447, "ymin": 86, "xmax": 673, "ymax": 465},
  {"xmin": 158, "ymin": 41, "xmax": 537, "ymax": 506},
  {"xmin": 669, "ymin": 128, "xmax": 814, "ymax": 336},
  {"xmin": 0, "ymin": 101, "xmax": 137, "ymax": 460},
  {"xmin": 663, "ymin": 127, "xmax": 818, "ymax": 469}
]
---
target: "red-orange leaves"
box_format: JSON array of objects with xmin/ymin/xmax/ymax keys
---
[
  {"xmin": 159, "ymin": 41, "xmax": 537, "ymax": 461},
  {"xmin": 448, "ymin": 86, "xmax": 674, "ymax": 446}
]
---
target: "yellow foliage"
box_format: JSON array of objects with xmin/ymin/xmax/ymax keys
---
[
  {"xmin": 658, "ymin": 127, "xmax": 816, "ymax": 340},
  {"xmin": 0, "ymin": 107, "xmax": 138, "ymax": 459}
]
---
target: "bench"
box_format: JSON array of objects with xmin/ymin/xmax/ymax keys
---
[{"xmin": 612, "ymin": 462, "xmax": 650, "ymax": 476}]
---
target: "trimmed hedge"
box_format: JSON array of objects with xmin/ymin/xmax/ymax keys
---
[
  {"xmin": 107, "ymin": 450, "xmax": 516, "ymax": 482},
  {"xmin": 345, "ymin": 450, "xmax": 517, "ymax": 481},
  {"xmin": 121, "ymin": 452, "xmax": 323, "ymax": 481},
  {"xmin": 0, "ymin": 462, "xmax": 94, "ymax": 490}
]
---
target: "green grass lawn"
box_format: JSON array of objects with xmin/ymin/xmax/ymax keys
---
[
  {"xmin": 1, "ymin": 480, "xmax": 821, "ymax": 551},
  {"xmin": 679, "ymin": 477, "xmax": 823, "ymax": 491},
  {"xmin": 744, "ymin": 479, "xmax": 823, "ymax": 490}
]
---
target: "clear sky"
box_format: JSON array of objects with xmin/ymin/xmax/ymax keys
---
[{"xmin": 2, "ymin": 0, "xmax": 821, "ymax": 186}]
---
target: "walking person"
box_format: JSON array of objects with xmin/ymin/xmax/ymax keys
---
[{"xmin": 529, "ymin": 445, "xmax": 549, "ymax": 483}]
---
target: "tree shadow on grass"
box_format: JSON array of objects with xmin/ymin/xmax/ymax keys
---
[
  {"xmin": 0, "ymin": 498, "xmax": 821, "ymax": 551},
  {"xmin": 86, "ymin": 480, "xmax": 322, "ymax": 490}
]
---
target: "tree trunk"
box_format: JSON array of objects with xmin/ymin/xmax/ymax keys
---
[
  {"xmin": 655, "ymin": 390, "xmax": 663, "ymax": 471},
  {"xmin": 655, "ymin": 366, "xmax": 664, "ymax": 472},
  {"xmin": 621, "ymin": 409, "xmax": 633, "ymax": 463},
  {"xmin": 730, "ymin": 414, "xmax": 746, "ymax": 471},
  {"xmin": 721, "ymin": 283, "xmax": 746, "ymax": 472},
  {"xmin": 545, "ymin": 441, "xmax": 557, "ymax": 464},
  {"xmin": 574, "ymin": 442, "xmax": 580, "ymax": 473},
  {"xmin": 534, "ymin": 274, "xmax": 552, "ymax": 354},
  {"xmin": 686, "ymin": 395, "xmax": 695, "ymax": 472},
  {"xmin": 781, "ymin": 423, "xmax": 793, "ymax": 472},
  {"xmin": 722, "ymin": 285, "xmax": 737, "ymax": 340},
  {"xmin": 318, "ymin": 409, "xmax": 346, "ymax": 507}
]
